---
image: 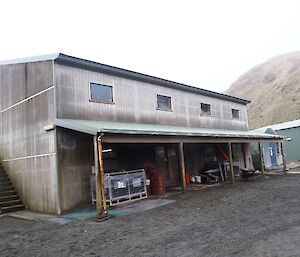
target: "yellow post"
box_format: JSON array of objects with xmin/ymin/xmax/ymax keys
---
[
  {"xmin": 258, "ymin": 142, "xmax": 265, "ymax": 176},
  {"xmin": 179, "ymin": 142, "xmax": 186, "ymax": 193},
  {"xmin": 228, "ymin": 142, "xmax": 235, "ymax": 183},
  {"xmin": 93, "ymin": 136, "xmax": 102, "ymax": 212},
  {"xmin": 97, "ymin": 135, "xmax": 107, "ymax": 215}
]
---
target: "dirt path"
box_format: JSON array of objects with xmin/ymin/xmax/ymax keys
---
[{"xmin": 1, "ymin": 174, "xmax": 300, "ymax": 257}]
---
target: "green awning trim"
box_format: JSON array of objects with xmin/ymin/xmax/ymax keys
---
[{"xmin": 54, "ymin": 118, "xmax": 282, "ymax": 141}]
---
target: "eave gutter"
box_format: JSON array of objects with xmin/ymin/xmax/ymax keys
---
[{"xmin": 100, "ymin": 129, "xmax": 282, "ymax": 139}]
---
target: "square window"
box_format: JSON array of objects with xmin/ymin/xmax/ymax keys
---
[
  {"xmin": 157, "ymin": 94, "xmax": 172, "ymax": 110},
  {"xmin": 90, "ymin": 83, "xmax": 113, "ymax": 103},
  {"xmin": 201, "ymin": 103, "xmax": 211, "ymax": 115},
  {"xmin": 232, "ymin": 109, "xmax": 240, "ymax": 119}
]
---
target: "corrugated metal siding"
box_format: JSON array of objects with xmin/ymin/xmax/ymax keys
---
[
  {"xmin": 55, "ymin": 64, "xmax": 249, "ymax": 131},
  {"xmin": 277, "ymin": 127, "xmax": 300, "ymax": 163},
  {"xmin": 0, "ymin": 61, "xmax": 57, "ymax": 213},
  {"xmin": 57, "ymin": 127, "xmax": 93, "ymax": 212},
  {"xmin": 0, "ymin": 62, "xmax": 54, "ymax": 111}
]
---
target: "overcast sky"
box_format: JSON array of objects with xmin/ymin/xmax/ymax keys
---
[{"xmin": 1, "ymin": 0, "xmax": 299, "ymax": 92}]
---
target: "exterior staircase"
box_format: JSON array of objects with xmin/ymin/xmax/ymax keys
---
[{"xmin": 0, "ymin": 163, "xmax": 25, "ymax": 214}]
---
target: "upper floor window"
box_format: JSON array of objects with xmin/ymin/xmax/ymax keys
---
[
  {"xmin": 157, "ymin": 94, "xmax": 172, "ymax": 111},
  {"xmin": 232, "ymin": 108, "xmax": 240, "ymax": 119},
  {"xmin": 201, "ymin": 103, "xmax": 211, "ymax": 116},
  {"xmin": 90, "ymin": 83, "xmax": 113, "ymax": 103}
]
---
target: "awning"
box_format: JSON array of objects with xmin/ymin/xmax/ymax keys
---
[{"xmin": 53, "ymin": 118, "xmax": 282, "ymax": 143}]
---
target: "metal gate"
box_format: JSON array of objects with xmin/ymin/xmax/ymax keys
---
[{"xmin": 91, "ymin": 169, "xmax": 147, "ymax": 206}]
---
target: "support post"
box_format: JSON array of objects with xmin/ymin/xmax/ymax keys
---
[
  {"xmin": 242, "ymin": 143, "xmax": 247, "ymax": 169},
  {"xmin": 258, "ymin": 142, "xmax": 265, "ymax": 176},
  {"xmin": 97, "ymin": 135, "xmax": 107, "ymax": 215},
  {"xmin": 93, "ymin": 136, "xmax": 102, "ymax": 212},
  {"xmin": 179, "ymin": 142, "xmax": 186, "ymax": 193},
  {"xmin": 228, "ymin": 142, "xmax": 235, "ymax": 183},
  {"xmin": 280, "ymin": 141, "xmax": 287, "ymax": 172},
  {"xmin": 93, "ymin": 134, "xmax": 109, "ymax": 221}
]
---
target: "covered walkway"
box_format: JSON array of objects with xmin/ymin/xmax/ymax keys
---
[{"xmin": 53, "ymin": 118, "xmax": 284, "ymax": 217}]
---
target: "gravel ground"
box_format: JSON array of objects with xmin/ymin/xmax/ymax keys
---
[{"xmin": 1, "ymin": 174, "xmax": 300, "ymax": 257}]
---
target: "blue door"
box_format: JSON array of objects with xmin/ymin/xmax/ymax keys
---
[{"xmin": 269, "ymin": 143, "xmax": 277, "ymax": 166}]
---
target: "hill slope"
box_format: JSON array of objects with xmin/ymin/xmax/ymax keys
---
[{"xmin": 226, "ymin": 52, "xmax": 300, "ymax": 129}]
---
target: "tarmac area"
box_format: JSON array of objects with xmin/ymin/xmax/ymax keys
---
[{"xmin": 1, "ymin": 173, "xmax": 300, "ymax": 257}]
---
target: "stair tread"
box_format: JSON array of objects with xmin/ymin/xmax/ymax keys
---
[
  {"xmin": 1, "ymin": 204, "xmax": 24, "ymax": 210},
  {"xmin": 0, "ymin": 190, "xmax": 17, "ymax": 194},
  {"xmin": 0, "ymin": 165, "xmax": 24, "ymax": 213},
  {"xmin": 0, "ymin": 195, "xmax": 18, "ymax": 200},
  {"xmin": 0, "ymin": 199, "xmax": 22, "ymax": 204},
  {"xmin": 0, "ymin": 186, "xmax": 13, "ymax": 189},
  {"xmin": 0, "ymin": 182, "xmax": 12, "ymax": 185}
]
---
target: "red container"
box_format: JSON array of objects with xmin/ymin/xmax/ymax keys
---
[
  {"xmin": 185, "ymin": 172, "xmax": 190, "ymax": 186},
  {"xmin": 150, "ymin": 171, "xmax": 165, "ymax": 196}
]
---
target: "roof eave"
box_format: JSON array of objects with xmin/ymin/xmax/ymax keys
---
[
  {"xmin": 0, "ymin": 53, "xmax": 60, "ymax": 66},
  {"xmin": 55, "ymin": 53, "xmax": 251, "ymax": 105}
]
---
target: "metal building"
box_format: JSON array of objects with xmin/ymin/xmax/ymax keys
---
[
  {"xmin": 255, "ymin": 119, "xmax": 300, "ymax": 165},
  {"xmin": 0, "ymin": 53, "xmax": 282, "ymax": 214}
]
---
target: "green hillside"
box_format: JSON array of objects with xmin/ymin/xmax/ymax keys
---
[{"xmin": 226, "ymin": 52, "xmax": 300, "ymax": 129}]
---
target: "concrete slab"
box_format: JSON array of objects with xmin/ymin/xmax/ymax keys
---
[
  {"xmin": 5, "ymin": 210, "xmax": 54, "ymax": 221},
  {"xmin": 3, "ymin": 198, "xmax": 177, "ymax": 223},
  {"xmin": 46, "ymin": 217, "xmax": 73, "ymax": 225},
  {"xmin": 4, "ymin": 210, "xmax": 74, "ymax": 225},
  {"xmin": 63, "ymin": 199, "xmax": 177, "ymax": 220}
]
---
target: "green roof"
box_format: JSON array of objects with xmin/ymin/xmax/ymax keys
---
[
  {"xmin": 54, "ymin": 119, "xmax": 281, "ymax": 141},
  {"xmin": 253, "ymin": 119, "xmax": 300, "ymax": 132}
]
